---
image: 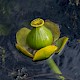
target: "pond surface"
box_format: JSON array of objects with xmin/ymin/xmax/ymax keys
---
[{"xmin": 0, "ymin": 0, "xmax": 80, "ymax": 80}]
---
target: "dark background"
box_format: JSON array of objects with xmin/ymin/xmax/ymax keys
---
[{"xmin": 0, "ymin": 0, "xmax": 80, "ymax": 80}]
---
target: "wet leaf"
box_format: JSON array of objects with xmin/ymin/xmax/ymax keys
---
[
  {"xmin": 44, "ymin": 20, "xmax": 60, "ymax": 42},
  {"xmin": 0, "ymin": 24, "xmax": 9, "ymax": 36},
  {"xmin": 16, "ymin": 27, "xmax": 31, "ymax": 47},
  {"xmin": 16, "ymin": 44, "xmax": 33, "ymax": 58},
  {"xmin": 33, "ymin": 45, "xmax": 58, "ymax": 61},
  {"xmin": 54, "ymin": 37, "xmax": 69, "ymax": 53}
]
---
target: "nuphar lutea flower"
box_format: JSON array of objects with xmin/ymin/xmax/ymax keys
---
[{"xmin": 16, "ymin": 18, "xmax": 69, "ymax": 80}]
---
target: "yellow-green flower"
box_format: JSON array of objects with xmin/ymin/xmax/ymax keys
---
[
  {"xmin": 16, "ymin": 18, "xmax": 68, "ymax": 61},
  {"xmin": 15, "ymin": 18, "xmax": 69, "ymax": 80}
]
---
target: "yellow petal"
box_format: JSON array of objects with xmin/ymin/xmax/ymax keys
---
[
  {"xmin": 16, "ymin": 44, "xmax": 33, "ymax": 58},
  {"xmin": 33, "ymin": 45, "xmax": 58, "ymax": 61}
]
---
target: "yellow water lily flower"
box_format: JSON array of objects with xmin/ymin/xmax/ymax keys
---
[
  {"xmin": 15, "ymin": 18, "xmax": 69, "ymax": 80},
  {"xmin": 16, "ymin": 18, "xmax": 68, "ymax": 61}
]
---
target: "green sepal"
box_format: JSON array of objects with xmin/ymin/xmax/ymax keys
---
[
  {"xmin": 44, "ymin": 20, "xmax": 60, "ymax": 42},
  {"xmin": 54, "ymin": 37, "xmax": 69, "ymax": 54},
  {"xmin": 16, "ymin": 44, "xmax": 33, "ymax": 58},
  {"xmin": 33, "ymin": 45, "xmax": 58, "ymax": 61},
  {"xmin": 16, "ymin": 27, "xmax": 31, "ymax": 47}
]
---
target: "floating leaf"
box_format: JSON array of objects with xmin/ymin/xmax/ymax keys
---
[
  {"xmin": 16, "ymin": 44, "xmax": 33, "ymax": 58},
  {"xmin": 44, "ymin": 20, "xmax": 60, "ymax": 42},
  {"xmin": 54, "ymin": 37, "xmax": 69, "ymax": 53},
  {"xmin": 33, "ymin": 45, "xmax": 58, "ymax": 61},
  {"xmin": 16, "ymin": 27, "xmax": 31, "ymax": 47},
  {"xmin": 0, "ymin": 24, "xmax": 9, "ymax": 36}
]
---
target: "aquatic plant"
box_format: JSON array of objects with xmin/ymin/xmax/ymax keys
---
[{"xmin": 16, "ymin": 18, "xmax": 68, "ymax": 80}]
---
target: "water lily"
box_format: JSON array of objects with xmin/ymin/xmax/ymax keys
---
[{"xmin": 15, "ymin": 18, "xmax": 68, "ymax": 80}]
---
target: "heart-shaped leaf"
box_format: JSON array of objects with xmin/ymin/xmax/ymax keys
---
[
  {"xmin": 16, "ymin": 27, "xmax": 31, "ymax": 47},
  {"xmin": 33, "ymin": 45, "xmax": 58, "ymax": 61},
  {"xmin": 44, "ymin": 20, "xmax": 60, "ymax": 42},
  {"xmin": 54, "ymin": 37, "xmax": 69, "ymax": 53},
  {"xmin": 16, "ymin": 44, "xmax": 33, "ymax": 58}
]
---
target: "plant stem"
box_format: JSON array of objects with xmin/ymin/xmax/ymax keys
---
[{"xmin": 47, "ymin": 58, "xmax": 65, "ymax": 80}]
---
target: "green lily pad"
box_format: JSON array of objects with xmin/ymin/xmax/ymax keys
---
[
  {"xmin": 33, "ymin": 45, "xmax": 58, "ymax": 61},
  {"xmin": 54, "ymin": 37, "xmax": 69, "ymax": 53},
  {"xmin": 0, "ymin": 24, "xmax": 9, "ymax": 36},
  {"xmin": 16, "ymin": 27, "xmax": 31, "ymax": 47},
  {"xmin": 44, "ymin": 20, "xmax": 60, "ymax": 42}
]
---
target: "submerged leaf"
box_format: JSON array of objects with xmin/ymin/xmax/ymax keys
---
[
  {"xmin": 16, "ymin": 44, "xmax": 33, "ymax": 58},
  {"xmin": 54, "ymin": 37, "xmax": 69, "ymax": 53},
  {"xmin": 16, "ymin": 27, "xmax": 31, "ymax": 47},
  {"xmin": 44, "ymin": 20, "xmax": 60, "ymax": 42},
  {"xmin": 33, "ymin": 45, "xmax": 58, "ymax": 61},
  {"xmin": 0, "ymin": 24, "xmax": 9, "ymax": 36}
]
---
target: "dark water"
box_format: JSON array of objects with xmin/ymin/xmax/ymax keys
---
[{"xmin": 0, "ymin": 0, "xmax": 80, "ymax": 80}]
